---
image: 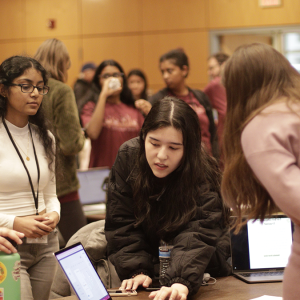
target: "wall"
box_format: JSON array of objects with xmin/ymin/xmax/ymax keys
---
[{"xmin": 0, "ymin": 0, "xmax": 299, "ymax": 91}]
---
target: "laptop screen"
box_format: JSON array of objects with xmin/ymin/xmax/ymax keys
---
[
  {"xmin": 231, "ymin": 215, "xmax": 293, "ymax": 272},
  {"xmin": 77, "ymin": 168, "xmax": 110, "ymax": 205},
  {"xmin": 55, "ymin": 242, "xmax": 111, "ymax": 300}
]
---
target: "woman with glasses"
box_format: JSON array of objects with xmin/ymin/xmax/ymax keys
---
[
  {"xmin": 0, "ymin": 55, "xmax": 60, "ymax": 300},
  {"xmin": 80, "ymin": 59, "xmax": 144, "ymax": 168},
  {"xmin": 34, "ymin": 39, "xmax": 86, "ymax": 245}
]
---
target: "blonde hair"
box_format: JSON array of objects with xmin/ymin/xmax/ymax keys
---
[
  {"xmin": 34, "ymin": 38, "xmax": 70, "ymax": 83},
  {"xmin": 221, "ymin": 43, "xmax": 300, "ymax": 230}
]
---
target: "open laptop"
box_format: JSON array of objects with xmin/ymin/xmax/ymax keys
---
[
  {"xmin": 77, "ymin": 168, "xmax": 110, "ymax": 215},
  {"xmin": 230, "ymin": 215, "xmax": 293, "ymax": 283},
  {"xmin": 55, "ymin": 242, "xmax": 136, "ymax": 300}
]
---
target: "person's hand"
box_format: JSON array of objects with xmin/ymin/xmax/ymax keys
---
[
  {"xmin": 135, "ymin": 99, "xmax": 152, "ymax": 116},
  {"xmin": 0, "ymin": 228, "xmax": 24, "ymax": 254},
  {"xmin": 41, "ymin": 211, "xmax": 60, "ymax": 229},
  {"xmin": 149, "ymin": 283, "xmax": 189, "ymax": 300},
  {"xmin": 13, "ymin": 215, "xmax": 53, "ymax": 238},
  {"xmin": 120, "ymin": 274, "xmax": 152, "ymax": 291},
  {"xmin": 100, "ymin": 78, "xmax": 122, "ymax": 99}
]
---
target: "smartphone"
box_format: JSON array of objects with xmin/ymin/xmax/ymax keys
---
[
  {"xmin": 107, "ymin": 289, "xmax": 137, "ymax": 296},
  {"xmin": 4, "ymin": 237, "xmax": 18, "ymax": 248},
  {"xmin": 145, "ymin": 280, "xmax": 161, "ymax": 291},
  {"xmin": 145, "ymin": 287, "xmax": 160, "ymax": 291}
]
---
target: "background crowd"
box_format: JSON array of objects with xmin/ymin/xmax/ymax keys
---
[{"xmin": 1, "ymin": 38, "xmax": 300, "ymax": 300}]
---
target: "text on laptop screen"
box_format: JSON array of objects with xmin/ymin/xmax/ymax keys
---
[
  {"xmin": 231, "ymin": 216, "xmax": 293, "ymax": 271},
  {"xmin": 55, "ymin": 243, "xmax": 110, "ymax": 300},
  {"xmin": 77, "ymin": 168, "xmax": 110, "ymax": 205},
  {"xmin": 247, "ymin": 217, "xmax": 292, "ymax": 269}
]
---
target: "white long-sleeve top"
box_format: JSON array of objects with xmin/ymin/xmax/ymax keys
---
[{"xmin": 0, "ymin": 119, "xmax": 60, "ymax": 229}]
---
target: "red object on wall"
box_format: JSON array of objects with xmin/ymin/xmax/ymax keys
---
[{"xmin": 47, "ymin": 19, "xmax": 56, "ymax": 29}]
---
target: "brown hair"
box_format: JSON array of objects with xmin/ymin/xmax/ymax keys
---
[
  {"xmin": 221, "ymin": 43, "xmax": 300, "ymax": 230},
  {"xmin": 209, "ymin": 52, "xmax": 229, "ymax": 65},
  {"xmin": 34, "ymin": 38, "xmax": 70, "ymax": 83}
]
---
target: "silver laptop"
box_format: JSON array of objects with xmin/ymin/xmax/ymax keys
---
[
  {"xmin": 230, "ymin": 215, "xmax": 293, "ymax": 283},
  {"xmin": 77, "ymin": 168, "xmax": 110, "ymax": 214},
  {"xmin": 55, "ymin": 242, "xmax": 112, "ymax": 300}
]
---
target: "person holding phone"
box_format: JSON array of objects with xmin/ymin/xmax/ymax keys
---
[
  {"xmin": 0, "ymin": 228, "xmax": 24, "ymax": 254},
  {"xmin": 221, "ymin": 43, "xmax": 300, "ymax": 300},
  {"xmin": 0, "ymin": 56, "xmax": 60, "ymax": 300},
  {"xmin": 105, "ymin": 97, "xmax": 231, "ymax": 300}
]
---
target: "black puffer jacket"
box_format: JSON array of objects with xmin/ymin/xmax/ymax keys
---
[{"xmin": 105, "ymin": 138, "xmax": 231, "ymax": 295}]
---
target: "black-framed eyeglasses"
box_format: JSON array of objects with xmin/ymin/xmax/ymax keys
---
[
  {"xmin": 99, "ymin": 72, "xmax": 124, "ymax": 79},
  {"xmin": 9, "ymin": 83, "xmax": 50, "ymax": 95}
]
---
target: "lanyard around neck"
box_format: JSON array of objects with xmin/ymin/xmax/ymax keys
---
[{"xmin": 3, "ymin": 119, "xmax": 41, "ymax": 215}]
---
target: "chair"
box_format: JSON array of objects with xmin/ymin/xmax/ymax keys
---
[{"xmin": 50, "ymin": 220, "xmax": 121, "ymax": 298}]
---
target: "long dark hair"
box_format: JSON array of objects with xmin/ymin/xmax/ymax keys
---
[
  {"xmin": 133, "ymin": 96, "xmax": 222, "ymax": 239},
  {"xmin": 127, "ymin": 69, "xmax": 148, "ymax": 100},
  {"xmin": 222, "ymin": 43, "xmax": 300, "ymax": 228},
  {"xmin": 0, "ymin": 55, "xmax": 55, "ymax": 171},
  {"xmin": 92, "ymin": 59, "xmax": 135, "ymax": 106}
]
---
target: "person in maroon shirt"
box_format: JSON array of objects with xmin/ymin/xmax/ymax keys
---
[
  {"xmin": 80, "ymin": 60, "xmax": 144, "ymax": 168},
  {"xmin": 204, "ymin": 53, "xmax": 229, "ymax": 168},
  {"xmin": 207, "ymin": 53, "xmax": 229, "ymax": 81},
  {"xmin": 148, "ymin": 49, "xmax": 218, "ymax": 158}
]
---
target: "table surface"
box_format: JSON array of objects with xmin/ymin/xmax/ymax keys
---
[{"xmin": 53, "ymin": 275, "xmax": 282, "ymax": 300}]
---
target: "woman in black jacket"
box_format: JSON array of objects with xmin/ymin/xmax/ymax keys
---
[{"xmin": 105, "ymin": 97, "xmax": 231, "ymax": 300}]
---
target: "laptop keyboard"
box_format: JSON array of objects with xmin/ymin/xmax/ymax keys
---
[{"xmin": 242, "ymin": 271, "xmax": 284, "ymax": 277}]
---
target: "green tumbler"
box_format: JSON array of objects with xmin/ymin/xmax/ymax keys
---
[{"xmin": 0, "ymin": 252, "xmax": 21, "ymax": 300}]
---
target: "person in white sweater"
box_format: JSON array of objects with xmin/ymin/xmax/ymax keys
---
[
  {"xmin": 0, "ymin": 55, "xmax": 61, "ymax": 300},
  {"xmin": 221, "ymin": 43, "xmax": 300, "ymax": 300}
]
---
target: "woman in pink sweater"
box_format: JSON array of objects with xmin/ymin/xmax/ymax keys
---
[{"xmin": 221, "ymin": 43, "xmax": 300, "ymax": 300}]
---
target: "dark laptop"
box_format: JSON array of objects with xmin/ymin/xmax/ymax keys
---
[
  {"xmin": 230, "ymin": 215, "xmax": 293, "ymax": 283},
  {"xmin": 77, "ymin": 168, "xmax": 110, "ymax": 214}
]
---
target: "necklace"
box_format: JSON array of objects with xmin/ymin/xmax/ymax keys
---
[{"xmin": 12, "ymin": 131, "xmax": 30, "ymax": 161}]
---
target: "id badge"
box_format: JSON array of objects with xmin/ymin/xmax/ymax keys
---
[{"xmin": 26, "ymin": 235, "xmax": 48, "ymax": 244}]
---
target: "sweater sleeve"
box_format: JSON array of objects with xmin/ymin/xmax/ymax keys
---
[
  {"xmin": 105, "ymin": 140, "xmax": 154, "ymax": 280},
  {"xmin": 241, "ymin": 104, "xmax": 300, "ymax": 225},
  {"xmin": 80, "ymin": 101, "xmax": 95, "ymax": 128},
  {"xmin": 203, "ymin": 78, "xmax": 227, "ymax": 120},
  {"xmin": 0, "ymin": 214, "xmax": 15, "ymax": 229},
  {"xmin": 44, "ymin": 132, "xmax": 60, "ymax": 218},
  {"xmin": 44, "ymin": 174, "xmax": 61, "ymax": 218},
  {"xmin": 52, "ymin": 83, "xmax": 85, "ymax": 156}
]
